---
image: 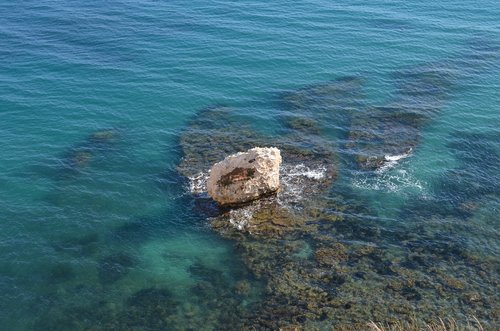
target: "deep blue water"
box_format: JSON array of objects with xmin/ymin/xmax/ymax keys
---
[{"xmin": 0, "ymin": 0, "xmax": 499, "ymax": 330}]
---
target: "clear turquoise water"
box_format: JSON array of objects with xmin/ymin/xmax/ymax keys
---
[{"xmin": 0, "ymin": 0, "xmax": 499, "ymax": 330}]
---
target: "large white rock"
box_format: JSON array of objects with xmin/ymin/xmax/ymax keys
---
[{"xmin": 207, "ymin": 147, "xmax": 282, "ymax": 205}]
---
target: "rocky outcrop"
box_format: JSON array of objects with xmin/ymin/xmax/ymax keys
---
[{"xmin": 207, "ymin": 147, "xmax": 282, "ymax": 205}]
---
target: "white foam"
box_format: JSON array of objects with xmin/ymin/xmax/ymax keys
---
[
  {"xmin": 188, "ymin": 172, "xmax": 209, "ymax": 194},
  {"xmin": 284, "ymin": 163, "xmax": 326, "ymax": 180},
  {"xmin": 352, "ymin": 168, "xmax": 425, "ymax": 194},
  {"xmin": 278, "ymin": 163, "xmax": 328, "ymax": 205},
  {"xmin": 187, "ymin": 163, "xmax": 327, "ymax": 198},
  {"xmin": 187, "ymin": 163, "xmax": 328, "ymax": 232},
  {"xmin": 376, "ymin": 148, "xmax": 413, "ymax": 174}
]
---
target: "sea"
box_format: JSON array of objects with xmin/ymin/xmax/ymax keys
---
[{"xmin": 0, "ymin": 0, "xmax": 499, "ymax": 330}]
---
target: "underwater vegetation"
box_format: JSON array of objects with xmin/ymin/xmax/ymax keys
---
[
  {"xmin": 33, "ymin": 250, "xmax": 262, "ymax": 331},
  {"xmin": 28, "ymin": 39, "xmax": 500, "ymax": 330},
  {"xmin": 25, "ymin": 128, "xmax": 124, "ymax": 209},
  {"xmin": 16, "ymin": 129, "xmax": 123, "ymax": 210},
  {"xmin": 172, "ymin": 43, "xmax": 500, "ymax": 329},
  {"xmin": 397, "ymin": 131, "xmax": 500, "ymax": 221},
  {"xmin": 278, "ymin": 76, "xmax": 365, "ymax": 143}
]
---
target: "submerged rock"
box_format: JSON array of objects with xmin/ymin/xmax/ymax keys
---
[
  {"xmin": 346, "ymin": 105, "xmax": 425, "ymax": 170},
  {"xmin": 88, "ymin": 129, "xmax": 120, "ymax": 145},
  {"xmin": 58, "ymin": 128, "xmax": 121, "ymax": 175},
  {"xmin": 207, "ymin": 147, "xmax": 282, "ymax": 205},
  {"xmin": 174, "ymin": 74, "xmax": 499, "ymax": 328}
]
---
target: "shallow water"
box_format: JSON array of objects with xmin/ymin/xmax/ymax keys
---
[{"xmin": 1, "ymin": 0, "xmax": 499, "ymax": 330}]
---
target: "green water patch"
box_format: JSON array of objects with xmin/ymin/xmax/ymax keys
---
[
  {"xmin": 32, "ymin": 230, "xmax": 263, "ymax": 331},
  {"xmin": 137, "ymin": 234, "xmax": 237, "ymax": 295}
]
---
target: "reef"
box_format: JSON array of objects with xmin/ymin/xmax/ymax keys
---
[
  {"xmin": 32, "ymin": 41, "xmax": 500, "ymax": 329},
  {"xmin": 173, "ymin": 69, "xmax": 499, "ymax": 328}
]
